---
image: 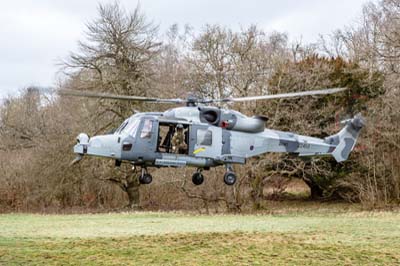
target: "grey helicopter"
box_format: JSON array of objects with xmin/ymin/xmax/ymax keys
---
[{"xmin": 62, "ymin": 87, "xmax": 365, "ymax": 186}]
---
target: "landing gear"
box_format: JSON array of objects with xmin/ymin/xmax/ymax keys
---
[
  {"xmin": 224, "ymin": 164, "xmax": 237, "ymax": 186},
  {"xmin": 139, "ymin": 168, "xmax": 153, "ymax": 185},
  {"xmin": 192, "ymin": 169, "xmax": 204, "ymax": 185},
  {"xmin": 224, "ymin": 172, "xmax": 237, "ymax": 185}
]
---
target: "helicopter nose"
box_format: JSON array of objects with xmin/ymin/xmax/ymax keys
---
[
  {"xmin": 76, "ymin": 133, "xmax": 89, "ymax": 145},
  {"xmin": 73, "ymin": 133, "xmax": 122, "ymax": 159}
]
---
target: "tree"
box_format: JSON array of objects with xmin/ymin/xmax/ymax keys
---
[
  {"xmin": 266, "ymin": 55, "xmax": 383, "ymax": 199},
  {"xmin": 326, "ymin": 0, "xmax": 400, "ymax": 205},
  {"xmin": 181, "ymin": 26, "xmax": 292, "ymax": 210},
  {"xmin": 185, "ymin": 25, "xmax": 289, "ymax": 111},
  {"xmin": 62, "ymin": 2, "xmax": 161, "ymax": 208}
]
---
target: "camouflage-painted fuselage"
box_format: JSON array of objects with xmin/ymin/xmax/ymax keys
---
[{"xmin": 74, "ymin": 107, "xmax": 364, "ymax": 168}]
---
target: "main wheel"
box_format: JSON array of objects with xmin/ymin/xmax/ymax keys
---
[
  {"xmin": 139, "ymin": 173, "xmax": 153, "ymax": 185},
  {"xmin": 192, "ymin": 172, "xmax": 204, "ymax": 185},
  {"xmin": 224, "ymin": 171, "xmax": 237, "ymax": 186}
]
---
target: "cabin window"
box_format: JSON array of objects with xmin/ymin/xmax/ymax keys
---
[
  {"xmin": 141, "ymin": 119, "xmax": 153, "ymax": 139},
  {"xmin": 197, "ymin": 129, "xmax": 212, "ymax": 146}
]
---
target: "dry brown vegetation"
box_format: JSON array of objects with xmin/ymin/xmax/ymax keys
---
[{"xmin": 0, "ymin": 0, "xmax": 399, "ymax": 212}]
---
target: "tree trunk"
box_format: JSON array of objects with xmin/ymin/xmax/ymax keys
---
[
  {"xmin": 303, "ymin": 179, "xmax": 324, "ymax": 199},
  {"xmin": 250, "ymin": 174, "xmax": 264, "ymax": 210}
]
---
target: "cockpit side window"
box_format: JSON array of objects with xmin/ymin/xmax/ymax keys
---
[
  {"xmin": 141, "ymin": 119, "xmax": 153, "ymax": 139},
  {"xmin": 121, "ymin": 119, "xmax": 140, "ymax": 138},
  {"xmin": 115, "ymin": 120, "xmax": 129, "ymax": 134}
]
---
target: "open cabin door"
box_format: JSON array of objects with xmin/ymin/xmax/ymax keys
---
[{"xmin": 156, "ymin": 121, "xmax": 190, "ymax": 155}]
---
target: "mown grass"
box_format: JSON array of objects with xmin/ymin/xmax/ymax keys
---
[{"xmin": 1, "ymin": 205, "xmax": 400, "ymax": 265}]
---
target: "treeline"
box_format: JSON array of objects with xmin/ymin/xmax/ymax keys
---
[{"xmin": 0, "ymin": 0, "xmax": 399, "ymax": 212}]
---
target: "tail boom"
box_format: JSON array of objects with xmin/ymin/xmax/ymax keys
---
[{"xmin": 231, "ymin": 114, "xmax": 365, "ymax": 162}]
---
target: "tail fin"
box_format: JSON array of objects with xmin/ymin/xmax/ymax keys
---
[{"xmin": 324, "ymin": 113, "xmax": 365, "ymax": 162}]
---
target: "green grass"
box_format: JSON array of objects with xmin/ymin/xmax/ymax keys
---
[{"xmin": 1, "ymin": 206, "xmax": 400, "ymax": 265}]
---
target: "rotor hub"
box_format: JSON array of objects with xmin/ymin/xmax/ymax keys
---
[{"xmin": 186, "ymin": 95, "xmax": 198, "ymax": 107}]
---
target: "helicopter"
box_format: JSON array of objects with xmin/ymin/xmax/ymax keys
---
[{"xmin": 62, "ymin": 87, "xmax": 365, "ymax": 186}]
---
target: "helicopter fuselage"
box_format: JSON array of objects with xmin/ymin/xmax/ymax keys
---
[
  {"xmin": 73, "ymin": 106, "xmax": 364, "ymax": 172},
  {"xmin": 63, "ymin": 87, "xmax": 359, "ymax": 185}
]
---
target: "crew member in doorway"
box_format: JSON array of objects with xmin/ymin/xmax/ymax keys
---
[{"xmin": 172, "ymin": 124, "xmax": 187, "ymax": 154}]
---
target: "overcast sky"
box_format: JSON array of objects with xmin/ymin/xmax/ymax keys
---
[{"xmin": 0, "ymin": 0, "xmax": 370, "ymax": 98}]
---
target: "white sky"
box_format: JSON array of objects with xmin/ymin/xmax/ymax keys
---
[{"xmin": 0, "ymin": 0, "xmax": 370, "ymax": 98}]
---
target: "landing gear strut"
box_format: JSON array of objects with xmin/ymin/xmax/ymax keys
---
[
  {"xmin": 192, "ymin": 169, "xmax": 204, "ymax": 185},
  {"xmin": 139, "ymin": 168, "xmax": 153, "ymax": 185},
  {"xmin": 224, "ymin": 164, "xmax": 237, "ymax": 186}
]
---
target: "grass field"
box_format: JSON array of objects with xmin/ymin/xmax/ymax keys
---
[{"xmin": 1, "ymin": 204, "xmax": 400, "ymax": 265}]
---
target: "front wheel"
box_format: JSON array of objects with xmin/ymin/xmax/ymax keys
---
[
  {"xmin": 192, "ymin": 172, "xmax": 204, "ymax": 185},
  {"xmin": 224, "ymin": 171, "xmax": 237, "ymax": 186},
  {"xmin": 139, "ymin": 173, "xmax": 153, "ymax": 185}
]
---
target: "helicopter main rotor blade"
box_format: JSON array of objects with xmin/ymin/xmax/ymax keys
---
[
  {"xmin": 212, "ymin": 87, "xmax": 347, "ymax": 103},
  {"xmin": 58, "ymin": 89, "xmax": 185, "ymax": 104},
  {"xmin": 58, "ymin": 87, "xmax": 347, "ymax": 105}
]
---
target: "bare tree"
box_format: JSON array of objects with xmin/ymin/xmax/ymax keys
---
[
  {"xmin": 62, "ymin": 2, "xmax": 161, "ymax": 208},
  {"xmin": 325, "ymin": 0, "xmax": 400, "ymax": 206}
]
